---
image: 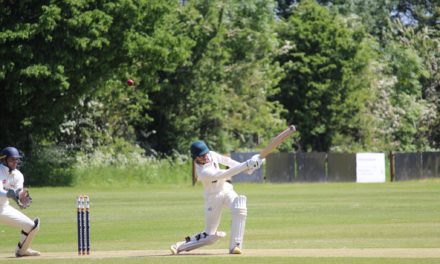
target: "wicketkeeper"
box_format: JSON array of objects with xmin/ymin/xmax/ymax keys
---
[
  {"xmin": 170, "ymin": 140, "xmax": 264, "ymax": 255},
  {"xmin": 0, "ymin": 147, "xmax": 40, "ymax": 257}
]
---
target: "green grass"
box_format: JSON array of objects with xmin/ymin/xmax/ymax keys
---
[{"xmin": 0, "ymin": 180, "xmax": 439, "ymax": 263}]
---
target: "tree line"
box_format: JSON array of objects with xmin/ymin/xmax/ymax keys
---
[{"xmin": 1, "ymin": 0, "xmax": 439, "ymax": 164}]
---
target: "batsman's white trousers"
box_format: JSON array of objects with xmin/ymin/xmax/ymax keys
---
[
  {"xmin": 0, "ymin": 205, "xmax": 35, "ymax": 232},
  {"xmin": 204, "ymin": 188, "xmax": 238, "ymax": 234}
]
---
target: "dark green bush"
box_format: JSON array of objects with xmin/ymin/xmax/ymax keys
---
[{"xmin": 22, "ymin": 145, "xmax": 76, "ymax": 186}]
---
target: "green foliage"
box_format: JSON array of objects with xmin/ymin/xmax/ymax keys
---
[
  {"xmin": 389, "ymin": 21, "xmax": 440, "ymax": 149},
  {"xmin": 365, "ymin": 19, "xmax": 438, "ymax": 152},
  {"xmin": 313, "ymin": 1, "xmax": 440, "ymax": 151},
  {"xmin": 57, "ymin": 81, "xmax": 148, "ymax": 154},
  {"xmin": 140, "ymin": 0, "xmax": 286, "ymax": 154},
  {"xmin": 73, "ymin": 150, "xmax": 191, "ymax": 186},
  {"xmin": 0, "ymin": 1, "xmax": 116, "ymax": 147},
  {"xmin": 1, "ymin": 0, "xmax": 440, "ymax": 176},
  {"xmin": 0, "ymin": 0, "xmax": 189, "ymax": 151},
  {"xmin": 22, "ymin": 144, "xmax": 76, "ymax": 186},
  {"xmin": 274, "ymin": 0, "xmax": 374, "ymax": 152},
  {"xmin": 20, "ymin": 141, "xmax": 191, "ymax": 187}
]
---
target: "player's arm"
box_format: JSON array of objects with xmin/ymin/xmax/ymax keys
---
[
  {"xmin": 4, "ymin": 187, "xmax": 32, "ymax": 209},
  {"xmin": 3, "ymin": 171, "xmax": 31, "ymax": 209},
  {"xmin": 199, "ymin": 157, "xmax": 263, "ymax": 181},
  {"xmin": 198, "ymin": 164, "xmax": 247, "ymax": 181},
  {"xmin": 1, "ymin": 188, "xmax": 19, "ymax": 202},
  {"xmin": 0, "ymin": 186, "xmax": 21, "ymax": 206},
  {"xmin": 0, "ymin": 168, "xmax": 8, "ymax": 197},
  {"xmin": 0, "ymin": 171, "xmax": 17, "ymax": 198},
  {"xmin": 212, "ymin": 152, "xmax": 241, "ymax": 168},
  {"xmin": 12, "ymin": 170, "xmax": 25, "ymax": 190},
  {"xmin": 212, "ymin": 151, "xmax": 256, "ymax": 177}
]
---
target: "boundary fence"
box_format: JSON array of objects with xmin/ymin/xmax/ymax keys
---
[
  {"xmin": 393, "ymin": 152, "xmax": 440, "ymax": 181},
  {"xmin": 230, "ymin": 152, "xmax": 440, "ymax": 183}
]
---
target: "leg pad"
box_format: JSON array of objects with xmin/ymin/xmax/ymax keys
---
[
  {"xmin": 16, "ymin": 218, "xmax": 40, "ymax": 256},
  {"xmin": 230, "ymin": 195, "xmax": 247, "ymax": 251},
  {"xmin": 177, "ymin": 231, "xmax": 225, "ymax": 253}
]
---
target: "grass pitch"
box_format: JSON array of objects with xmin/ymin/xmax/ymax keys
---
[{"xmin": 0, "ymin": 180, "xmax": 439, "ymax": 263}]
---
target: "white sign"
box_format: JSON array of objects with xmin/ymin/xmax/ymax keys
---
[{"xmin": 356, "ymin": 153, "xmax": 386, "ymax": 183}]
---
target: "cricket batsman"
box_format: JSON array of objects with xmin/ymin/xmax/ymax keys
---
[
  {"xmin": 170, "ymin": 140, "xmax": 264, "ymax": 255},
  {"xmin": 0, "ymin": 147, "xmax": 40, "ymax": 257}
]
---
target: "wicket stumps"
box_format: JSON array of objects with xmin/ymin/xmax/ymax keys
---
[{"xmin": 76, "ymin": 195, "xmax": 90, "ymax": 255}]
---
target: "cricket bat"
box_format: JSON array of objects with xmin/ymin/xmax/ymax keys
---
[{"xmin": 259, "ymin": 125, "xmax": 296, "ymax": 159}]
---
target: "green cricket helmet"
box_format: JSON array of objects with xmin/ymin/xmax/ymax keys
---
[{"xmin": 190, "ymin": 140, "xmax": 209, "ymax": 159}]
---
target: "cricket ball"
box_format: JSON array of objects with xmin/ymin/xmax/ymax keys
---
[{"xmin": 127, "ymin": 79, "xmax": 134, "ymax": 86}]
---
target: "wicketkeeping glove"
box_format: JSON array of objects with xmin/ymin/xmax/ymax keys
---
[
  {"xmin": 18, "ymin": 188, "xmax": 32, "ymax": 209},
  {"xmin": 7, "ymin": 188, "xmax": 32, "ymax": 209}
]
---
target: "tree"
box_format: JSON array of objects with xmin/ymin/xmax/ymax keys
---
[
  {"xmin": 56, "ymin": 0, "xmax": 195, "ymax": 155},
  {"xmin": 140, "ymin": 0, "xmax": 286, "ymax": 155},
  {"xmin": 0, "ymin": 0, "xmax": 191, "ymax": 153},
  {"xmin": 274, "ymin": 0, "xmax": 374, "ymax": 152},
  {"xmin": 368, "ymin": 20, "xmax": 439, "ymax": 151},
  {"xmin": 318, "ymin": 0, "xmax": 440, "ymax": 150},
  {"xmin": 275, "ymin": 0, "xmax": 297, "ymax": 19},
  {"xmin": 1, "ymin": 1, "xmax": 111, "ymax": 149}
]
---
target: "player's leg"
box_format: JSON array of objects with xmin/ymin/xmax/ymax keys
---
[
  {"xmin": 170, "ymin": 193, "xmax": 225, "ymax": 254},
  {"xmin": 170, "ymin": 230, "xmax": 226, "ymax": 254},
  {"xmin": 228, "ymin": 195, "xmax": 247, "ymax": 254},
  {"xmin": 204, "ymin": 192, "xmax": 224, "ymax": 235},
  {"xmin": 15, "ymin": 217, "xmax": 40, "ymax": 257},
  {"xmin": 0, "ymin": 205, "xmax": 40, "ymax": 257}
]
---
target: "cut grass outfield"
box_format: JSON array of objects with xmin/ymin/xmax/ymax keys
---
[{"xmin": 0, "ymin": 180, "xmax": 439, "ymax": 263}]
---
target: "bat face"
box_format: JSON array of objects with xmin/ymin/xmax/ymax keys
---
[{"xmin": 259, "ymin": 125, "xmax": 296, "ymax": 158}]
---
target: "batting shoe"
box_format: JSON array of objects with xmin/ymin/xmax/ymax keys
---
[
  {"xmin": 170, "ymin": 241, "xmax": 184, "ymax": 255},
  {"xmin": 229, "ymin": 246, "xmax": 242, "ymax": 254},
  {"xmin": 15, "ymin": 248, "xmax": 41, "ymax": 257}
]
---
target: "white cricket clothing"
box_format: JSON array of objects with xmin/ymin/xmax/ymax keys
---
[
  {"xmin": 195, "ymin": 151, "xmax": 248, "ymax": 248},
  {"xmin": 195, "ymin": 151, "xmax": 242, "ymax": 195},
  {"xmin": 16, "ymin": 218, "xmax": 40, "ymax": 256},
  {"xmin": 172, "ymin": 151, "xmax": 250, "ymax": 254},
  {"xmin": 173, "ymin": 231, "xmax": 226, "ymax": 254},
  {"xmin": 0, "ymin": 204, "xmax": 34, "ymax": 231},
  {"xmin": 0, "ymin": 164, "xmax": 24, "ymax": 206},
  {"xmin": 0, "ymin": 163, "xmax": 38, "ymax": 254},
  {"xmin": 230, "ymin": 195, "xmax": 247, "ymax": 250}
]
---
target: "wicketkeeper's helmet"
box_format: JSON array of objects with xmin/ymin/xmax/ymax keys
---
[
  {"xmin": 190, "ymin": 141, "xmax": 209, "ymax": 159},
  {"xmin": 0, "ymin": 147, "xmax": 22, "ymax": 159}
]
